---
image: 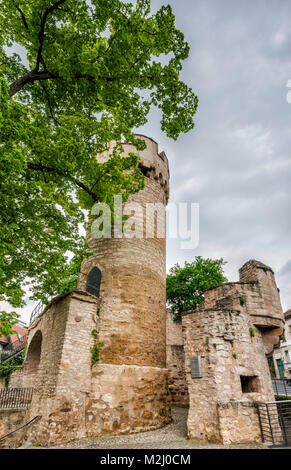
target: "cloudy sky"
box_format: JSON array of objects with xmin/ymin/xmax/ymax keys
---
[
  {"xmin": 138, "ymin": 0, "xmax": 291, "ymax": 312},
  {"xmin": 7, "ymin": 0, "xmax": 291, "ymax": 323}
]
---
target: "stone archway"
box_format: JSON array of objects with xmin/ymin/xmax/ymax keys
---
[{"xmin": 24, "ymin": 330, "xmax": 42, "ymax": 388}]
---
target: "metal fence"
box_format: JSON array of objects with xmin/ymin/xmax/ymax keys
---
[
  {"xmin": 256, "ymin": 401, "xmax": 291, "ymax": 446},
  {"xmin": 28, "ymin": 270, "xmax": 101, "ymax": 326},
  {"xmin": 272, "ymin": 378, "xmax": 291, "ymax": 397},
  {"xmin": 0, "ymin": 334, "xmax": 28, "ymax": 363},
  {"xmin": 29, "ymin": 300, "xmax": 45, "ymax": 325},
  {"xmin": 29, "ymin": 270, "xmax": 101, "ymax": 325},
  {"xmin": 0, "ymin": 387, "xmax": 33, "ymax": 410},
  {"xmin": 29, "ymin": 275, "xmax": 79, "ymax": 325}
]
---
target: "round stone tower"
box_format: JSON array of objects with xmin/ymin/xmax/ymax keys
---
[{"xmin": 80, "ymin": 135, "xmax": 171, "ymax": 435}]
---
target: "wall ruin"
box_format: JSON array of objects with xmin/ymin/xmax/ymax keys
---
[
  {"xmin": 182, "ymin": 259, "xmax": 285, "ymax": 445},
  {"xmin": 166, "ymin": 309, "xmax": 189, "ymax": 406}
]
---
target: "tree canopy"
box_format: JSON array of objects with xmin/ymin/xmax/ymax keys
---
[
  {"xmin": 166, "ymin": 257, "xmax": 228, "ymax": 321},
  {"xmin": 0, "ymin": 310, "xmax": 20, "ymax": 337},
  {"xmin": 0, "ymin": 0, "xmax": 198, "ymax": 330}
]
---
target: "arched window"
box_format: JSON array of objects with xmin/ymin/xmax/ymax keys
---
[{"xmin": 86, "ymin": 267, "xmax": 102, "ymax": 297}]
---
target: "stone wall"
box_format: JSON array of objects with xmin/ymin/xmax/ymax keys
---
[
  {"xmin": 182, "ymin": 260, "xmax": 284, "ymax": 444},
  {"xmin": 166, "ymin": 310, "xmax": 189, "ymax": 405},
  {"xmin": 0, "ymin": 409, "xmax": 27, "ymax": 449},
  {"xmin": 0, "ymin": 366, "xmax": 24, "ymax": 389},
  {"xmin": 86, "ymin": 364, "xmax": 170, "ymax": 436},
  {"xmin": 217, "ymin": 401, "xmax": 261, "ymax": 445},
  {"xmin": 0, "ymin": 290, "xmax": 99, "ymax": 447},
  {"xmin": 8, "ymin": 368, "xmax": 24, "ymax": 388},
  {"xmin": 239, "ymin": 260, "xmax": 283, "ymax": 327},
  {"xmin": 78, "ymin": 135, "xmax": 171, "ymax": 436},
  {"xmin": 80, "ymin": 137, "xmax": 169, "ymax": 368}
]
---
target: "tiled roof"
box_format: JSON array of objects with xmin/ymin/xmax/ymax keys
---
[
  {"xmin": 0, "ymin": 335, "xmax": 9, "ymax": 344},
  {"xmin": 0, "ymin": 323, "xmax": 28, "ymax": 344}
]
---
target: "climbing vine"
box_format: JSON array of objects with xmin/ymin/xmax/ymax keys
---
[
  {"xmin": 90, "ymin": 329, "xmax": 103, "ymax": 367},
  {"xmin": 249, "ymin": 327, "xmax": 255, "ymax": 338},
  {"xmin": 90, "ymin": 342, "xmax": 104, "ymax": 367}
]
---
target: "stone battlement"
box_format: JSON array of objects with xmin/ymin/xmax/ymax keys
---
[
  {"xmin": 98, "ymin": 134, "xmax": 169, "ymax": 202},
  {"xmin": 200, "ymin": 260, "xmax": 284, "ymax": 334}
]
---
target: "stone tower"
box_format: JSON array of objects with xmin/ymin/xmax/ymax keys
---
[
  {"xmin": 182, "ymin": 259, "xmax": 285, "ymax": 445},
  {"xmin": 79, "ymin": 134, "xmax": 171, "ymax": 434},
  {"xmin": 0, "ymin": 135, "xmax": 171, "ymax": 447}
]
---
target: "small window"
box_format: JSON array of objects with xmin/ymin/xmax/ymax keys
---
[
  {"xmin": 240, "ymin": 375, "xmax": 260, "ymax": 393},
  {"xmin": 86, "ymin": 267, "xmax": 102, "ymax": 297},
  {"xmin": 17, "ymin": 332, "xmax": 23, "ymax": 343}
]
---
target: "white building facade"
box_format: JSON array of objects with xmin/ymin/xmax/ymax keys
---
[{"xmin": 273, "ymin": 309, "xmax": 291, "ymax": 381}]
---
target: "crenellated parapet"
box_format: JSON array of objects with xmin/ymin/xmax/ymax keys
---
[
  {"xmin": 80, "ymin": 134, "xmax": 171, "ymax": 435},
  {"xmin": 97, "ymin": 134, "xmax": 170, "ymax": 203}
]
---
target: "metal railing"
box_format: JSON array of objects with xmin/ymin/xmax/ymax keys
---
[
  {"xmin": 29, "ymin": 300, "xmax": 45, "ymax": 325},
  {"xmin": 29, "ymin": 275, "xmax": 79, "ymax": 325},
  {"xmin": 0, "ymin": 387, "xmax": 33, "ymax": 410},
  {"xmin": 256, "ymin": 401, "xmax": 291, "ymax": 446},
  {"xmin": 29, "ymin": 270, "xmax": 102, "ymax": 325},
  {"xmin": 272, "ymin": 379, "xmax": 291, "ymax": 398},
  {"xmin": 0, "ymin": 334, "xmax": 28, "ymax": 363}
]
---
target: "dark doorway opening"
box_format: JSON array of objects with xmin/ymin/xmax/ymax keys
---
[
  {"xmin": 86, "ymin": 267, "xmax": 102, "ymax": 297},
  {"xmin": 240, "ymin": 375, "xmax": 260, "ymax": 393}
]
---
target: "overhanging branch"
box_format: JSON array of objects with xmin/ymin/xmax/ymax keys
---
[
  {"xmin": 27, "ymin": 162, "xmax": 98, "ymax": 202},
  {"xmin": 9, "ymin": 71, "xmax": 59, "ymax": 97}
]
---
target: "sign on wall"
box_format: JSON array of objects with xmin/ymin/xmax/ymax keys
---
[{"xmin": 190, "ymin": 356, "xmax": 202, "ymax": 378}]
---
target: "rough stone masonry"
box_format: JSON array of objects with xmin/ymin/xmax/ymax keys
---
[
  {"xmin": 182, "ymin": 260, "xmax": 285, "ymax": 445},
  {"xmin": 0, "ymin": 135, "xmax": 171, "ymax": 447},
  {"xmin": 0, "ymin": 137, "xmax": 285, "ymax": 448}
]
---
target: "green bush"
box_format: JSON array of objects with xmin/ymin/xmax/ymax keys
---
[
  {"xmin": 167, "ymin": 257, "xmax": 228, "ymax": 321},
  {"xmin": 0, "ymin": 351, "xmax": 25, "ymax": 387},
  {"xmin": 239, "ymin": 296, "xmax": 246, "ymax": 306}
]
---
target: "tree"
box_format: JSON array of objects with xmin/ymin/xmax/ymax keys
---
[
  {"xmin": 0, "ymin": 349, "xmax": 25, "ymax": 387},
  {"xmin": 166, "ymin": 257, "xmax": 227, "ymax": 321},
  {"xmin": 0, "ymin": 310, "xmax": 20, "ymax": 337},
  {"xmin": 0, "ymin": 0, "xmax": 198, "ymax": 313}
]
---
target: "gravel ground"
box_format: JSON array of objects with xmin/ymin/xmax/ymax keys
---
[{"xmin": 39, "ymin": 406, "xmax": 265, "ymax": 450}]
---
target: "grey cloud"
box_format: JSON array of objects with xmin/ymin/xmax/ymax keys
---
[
  {"xmin": 140, "ymin": 0, "xmax": 291, "ymax": 311},
  {"xmin": 278, "ymin": 260, "xmax": 291, "ymax": 277}
]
